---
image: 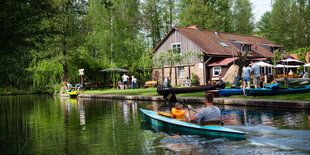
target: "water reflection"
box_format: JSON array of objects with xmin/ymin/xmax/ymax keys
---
[{"xmin": 0, "ymin": 96, "xmax": 310, "ymax": 154}]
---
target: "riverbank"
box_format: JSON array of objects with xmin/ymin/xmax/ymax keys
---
[
  {"xmin": 84, "ymin": 88, "xmax": 310, "ymax": 101},
  {"xmin": 60, "ymin": 93, "xmax": 310, "ymax": 109}
]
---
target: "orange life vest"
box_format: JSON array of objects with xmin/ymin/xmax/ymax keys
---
[{"xmin": 171, "ymin": 108, "xmax": 186, "ymax": 120}]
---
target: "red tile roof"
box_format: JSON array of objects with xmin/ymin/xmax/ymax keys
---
[
  {"xmin": 208, "ymin": 57, "xmax": 238, "ymax": 66},
  {"xmin": 258, "ymin": 43, "xmax": 283, "ymax": 48},
  {"xmin": 230, "ymin": 40, "xmax": 253, "ymax": 45},
  {"xmin": 154, "ymin": 26, "xmax": 280, "ymax": 58}
]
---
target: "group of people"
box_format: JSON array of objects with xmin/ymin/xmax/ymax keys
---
[
  {"xmin": 63, "ymin": 81, "xmax": 83, "ymax": 93},
  {"xmin": 242, "ymin": 61, "xmax": 261, "ymax": 95},
  {"xmin": 171, "ymin": 93, "xmax": 221, "ymax": 125},
  {"xmin": 117, "ymin": 73, "xmax": 137, "ymax": 90}
]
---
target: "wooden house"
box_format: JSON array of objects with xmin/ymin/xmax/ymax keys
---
[{"xmin": 152, "ymin": 25, "xmax": 283, "ymax": 86}]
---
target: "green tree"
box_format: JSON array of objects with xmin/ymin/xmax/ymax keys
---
[
  {"xmin": 142, "ymin": 0, "xmax": 164, "ymax": 49},
  {"xmin": 257, "ymin": 12, "xmax": 272, "ymax": 38},
  {"xmin": 179, "ymin": 0, "xmax": 234, "ymax": 32},
  {"xmin": 232, "ymin": 0, "xmax": 255, "ymax": 35},
  {"xmin": 269, "ymin": 0, "xmax": 291, "ymax": 47},
  {"xmin": 0, "ymin": 0, "xmax": 55, "ymax": 88},
  {"xmin": 30, "ymin": 0, "xmax": 87, "ymax": 88}
]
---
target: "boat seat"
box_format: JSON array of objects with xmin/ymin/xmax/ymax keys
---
[
  {"xmin": 201, "ymin": 120, "xmax": 224, "ymax": 126},
  {"xmin": 158, "ymin": 111, "xmax": 173, "ymax": 118}
]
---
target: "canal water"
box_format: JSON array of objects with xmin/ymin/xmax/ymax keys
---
[{"xmin": 0, "ymin": 95, "xmax": 310, "ymax": 154}]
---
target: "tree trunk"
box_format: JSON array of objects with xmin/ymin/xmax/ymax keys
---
[
  {"xmin": 169, "ymin": 60, "xmax": 172, "ymax": 85},
  {"xmin": 62, "ymin": 61, "xmax": 68, "ymax": 82},
  {"xmin": 174, "ymin": 67, "xmax": 177, "ymax": 86},
  {"xmin": 188, "ymin": 66, "xmax": 191, "ymax": 80},
  {"xmin": 161, "ymin": 68, "xmax": 164, "ymax": 85}
]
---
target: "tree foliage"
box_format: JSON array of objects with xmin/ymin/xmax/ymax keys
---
[
  {"xmin": 257, "ymin": 0, "xmax": 310, "ymax": 50},
  {"xmin": 1, "ymin": 0, "xmax": 310, "ymax": 92},
  {"xmin": 179, "ymin": 0, "xmax": 234, "ymax": 32},
  {"xmin": 232, "ymin": 0, "xmax": 254, "ymax": 35}
]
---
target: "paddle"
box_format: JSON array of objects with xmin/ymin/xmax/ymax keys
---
[{"xmin": 163, "ymin": 92, "xmax": 198, "ymax": 113}]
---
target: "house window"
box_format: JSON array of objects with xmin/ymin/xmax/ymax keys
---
[
  {"xmin": 172, "ymin": 43, "xmax": 181, "ymax": 55},
  {"xmin": 241, "ymin": 45, "xmax": 251, "ymax": 52},
  {"xmin": 218, "ymin": 41, "xmax": 229, "ymax": 48},
  {"xmin": 178, "ymin": 67, "xmax": 184, "ymax": 78},
  {"xmin": 268, "ymin": 67, "xmax": 273, "ymax": 75},
  {"xmin": 213, "ymin": 66, "xmax": 221, "ymax": 76}
]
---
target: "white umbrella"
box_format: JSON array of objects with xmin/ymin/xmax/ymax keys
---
[
  {"xmin": 276, "ymin": 58, "xmax": 305, "ymax": 65},
  {"xmin": 255, "ymin": 61, "xmax": 273, "ymax": 67},
  {"xmin": 274, "ymin": 64, "xmax": 300, "ymax": 68},
  {"xmin": 304, "ymin": 63, "xmax": 310, "ymax": 67}
]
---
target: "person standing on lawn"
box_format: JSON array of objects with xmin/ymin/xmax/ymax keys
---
[
  {"xmin": 251, "ymin": 61, "xmax": 261, "ymax": 88},
  {"xmin": 122, "ymin": 73, "xmax": 129, "ymax": 89},
  {"xmin": 242, "ymin": 62, "xmax": 251, "ymax": 95}
]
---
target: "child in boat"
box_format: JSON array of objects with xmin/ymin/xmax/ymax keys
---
[{"xmin": 171, "ymin": 103, "xmax": 186, "ymax": 121}]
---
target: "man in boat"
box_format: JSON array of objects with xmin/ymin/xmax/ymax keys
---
[
  {"xmin": 186, "ymin": 93, "xmax": 221, "ymax": 125},
  {"xmin": 171, "ymin": 103, "xmax": 186, "ymax": 121}
]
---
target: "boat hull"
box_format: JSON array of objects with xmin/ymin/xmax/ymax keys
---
[
  {"xmin": 157, "ymin": 82, "xmax": 225, "ymax": 95},
  {"xmin": 245, "ymin": 85, "xmax": 310, "ymax": 96},
  {"xmin": 219, "ymin": 89, "xmax": 243, "ymax": 96},
  {"xmin": 205, "ymin": 90, "xmax": 219, "ymax": 97},
  {"xmin": 66, "ymin": 90, "xmax": 78, "ymax": 97},
  {"xmin": 277, "ymin": 78, "xmax": 310, "ymax": 84},
  {"xmin": 140, "ymin": 108, "xmax": 247, "ymax": 140}
]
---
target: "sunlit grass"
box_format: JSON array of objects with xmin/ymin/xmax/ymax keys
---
[
  {"xmin": 84, "ymin": 87, "xmax": 159, "ymax": 96},
  {"xmin": 84, "ymin": 87, "xmax": 310, "ymax": 101},
  {"xmin": 223, "ymin": 92, "xmax": 310, "ymax": 101}
]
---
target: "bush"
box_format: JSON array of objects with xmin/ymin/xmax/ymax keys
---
[{"xmin": 191, "ymin": 72, "xmax": 200, "ymax": 86}]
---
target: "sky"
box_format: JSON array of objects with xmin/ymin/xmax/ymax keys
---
[{"xmin": 250, "ymin": 0, "xmax": 272, "ymax": 23}]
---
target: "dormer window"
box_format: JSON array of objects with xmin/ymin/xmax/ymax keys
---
[
  {"xmin": 241, "ymin": 44, "xmax": 252, "ymax": 52},
  {"xmin": 228, "ymin": 40, "xmax": 252, "ymax": 52},
  {"xmin": 172, "ymin": 43, "xmax": 181, "ymax": 55},
  {"xmin": 258, "ymin": 43, "xmax": 284, "ymax": 54}
]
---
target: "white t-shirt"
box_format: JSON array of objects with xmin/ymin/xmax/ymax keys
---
[
  {"xmin": 132, "ymin": 77, "xmax": 137, "ymax": 83},
  {"xmin": 122, "ymin": 75, "xmax": 129, "ymax": 82}
]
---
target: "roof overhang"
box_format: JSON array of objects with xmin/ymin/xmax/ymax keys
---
[{"xmin": 208, "ymin": 57, "xmax": 238, "ymax": 66}]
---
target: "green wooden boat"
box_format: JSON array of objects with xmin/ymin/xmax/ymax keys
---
[
  {"xmin": 140, "ymin": 108, "xmax": 247, "ymax": 140},
  {"xmin": 245, "ymin": 85, "xmax": 310, "ymax": 96}
]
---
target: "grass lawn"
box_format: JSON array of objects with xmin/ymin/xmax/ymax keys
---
[
  {"xmin": 84, "ymin": 87, "xmax": 310, "ymax": 101},
  {"xmin": 224, "ymin": 92, "xmax": 310, "ymax": 101}
]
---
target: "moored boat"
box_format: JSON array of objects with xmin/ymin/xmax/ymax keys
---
[
  {"xmin": 66, "ymin": 90, "xmax": 78, "ymax": 97},
  {"xmin": 245, "ymin": 85, "xmax": 310, "ymax": 96},
  {"xmin": 157, "ymin": 82, "xmax": 225, "ymax": 95},
  {"xmin": 140, "ymin": 108, "xmax": 247, "ymax": 140},
  {"xmin": 205, "ymin": 90, "xmax": 219, "ymax": 97},
  {"xmin": 219, "ymin": 89, "xmax": 243, "ymax": 96}
]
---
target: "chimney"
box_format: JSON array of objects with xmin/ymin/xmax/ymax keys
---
[{"xmin": 187, "ymin": 25, "xmax": 198, "ymax": 30}]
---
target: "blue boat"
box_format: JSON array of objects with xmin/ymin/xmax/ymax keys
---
[
  {"xmin": 245, "ymin": 85, "xmax": 310, "ymax": 96},
  {"xmin": 219, "ymin": 89, "xmax": 243, "ymax": 96},
  {"xmin": 219, "ymin": 83, "xmax": 281, "ymax": 96},
  {"xmin": 140, "ymin": 108, "xmax": 247, "ymax": 140}
]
